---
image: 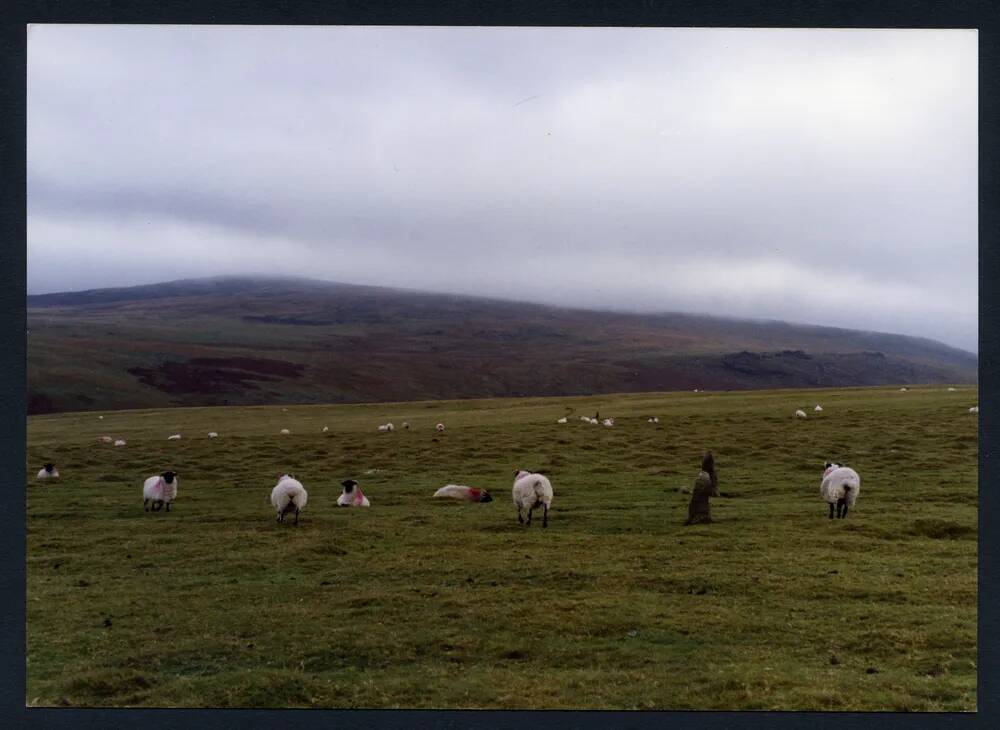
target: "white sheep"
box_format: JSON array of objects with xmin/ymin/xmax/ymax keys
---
[
  {"xmin": 948, "ymin": 387, "xmax": 957, "ymax": 392},
  {"xmin": 167, "ymin": 434, "xmax": 182, "ymax": 440},
  {"xmin": 579, "ymin": 416, "xmax": 590, "ymax": 422},
  {"xmin": 557, "ymin": 417, "xmax": 568, "ymax": 424},
  {"xmin": 402, "ymin": 422, "xmax": 411, "ymax": 430},
  {"xmin": 433, "ymin": 484, "xmax": 494, "ymax": 503},
  {"xmin": 385, "ymin": 422, "xmax": 395, "ymax": 432},
  {"xmin": 436, "ymin": 423, "xmax": 445, "ymax": 432},
  {"xmin": 37, "ymin": 463, "xmax": 59, "ymax": 480},
  {"xmin": 207, "ymin": 432, "xmax": 218, "ymax": 438},
  {"xmin": 378, "ymin": 424, "xmax": 389, "ymax": 432},
  {"xmin": 271, "ymin": 474, "xmax": 307, "ymax": 524},
  {"xmin": 512, "ymin": 470, "xmax": 554, "ymax": 528},
  {"xmin": 98, "ymin": 415, "xmax": 104, "ymax": 420},
  {"xmin": 280, "ymin": 429, "xmax": 290, "ymax": 435},
  {"xmin": 322, "ymin": 426, "xmax": 329, "ymax": 433},
  {"xmin": 143, "ymin": 471, "xmax": 178, "ymax": 512},
  {"xmin": 114, "ymin": 439, "xmax": 126, "ymax": 447},
  {"xmin": 820, "ymin": 462, "xmax": 860, "ymax": 519},
  {"xmin": 795, "ymin": 410, "xmax": 807, "ymax": 419},
  {"xmin": 969, "ymin": 406, "xmax": 979, "ymax": 414},
  {"xmin": 647, "ymin": 417, "xmax": 659, "ymax": 423},
  {"xmin": 814, "ymin": 405, "xmax": 823, "ymax": 412},
  {"xmin": 899, "ymin": 387, "xmax": 908, "ymax": 392},
  {"xmin": 602, "ymin": 418, "xmax": 614, "ymax": 427},
  {"xmin": 98, "ymin": 436, "xmax": 113, "ymax": 444},
  {"xmin": 337, "ymin": 479, "xmax": 370, "ymax": 507}
]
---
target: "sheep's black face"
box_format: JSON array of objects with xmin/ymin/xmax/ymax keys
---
[
  {"xmin": 824, "ymin": 462, "xmax": 833, "ymax": 469},
  {"xmin": 162, "ymin": 471, "xmax": 176, "ymax": 483},
  {"xmin": 480, "ymin": 492, "xmax": 494, "ymax": 503},
  {"xmin": 44, "ymin": 463, "xmax": 54, "ymax": 472},
  {"xmin": 341, "ymin": 479, "xmax": 357, "ymax": 492}
]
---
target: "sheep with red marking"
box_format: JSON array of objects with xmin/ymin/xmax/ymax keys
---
[
  {"xmin": 433, "ymin": 484, "xmax": 494, "ymax": 503},
  {"xmin": 143, "ymin": 471, "xmax": 179, "ymax": 512},
  {"xmin": 338, "ymin": 479, "xmax": 370, "ymax": 507}
]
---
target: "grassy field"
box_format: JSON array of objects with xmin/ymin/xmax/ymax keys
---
[{"xmin": 25, "ymin": 385, "xmax": 979, "ymax": 710}]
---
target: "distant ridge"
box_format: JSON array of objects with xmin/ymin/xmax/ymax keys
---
[{"xmin": 27, "ymin": 276, "xmax": 977, "ymax": 414}]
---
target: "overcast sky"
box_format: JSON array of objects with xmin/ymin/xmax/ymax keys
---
[{"xmin": 27, "ymin": 25, "xmax": 978, "ymax": 351}]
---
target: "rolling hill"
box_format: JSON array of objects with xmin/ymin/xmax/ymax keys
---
[{"xmin": 26, "ymin": 276, "xmax": 978, "ymax": 414}]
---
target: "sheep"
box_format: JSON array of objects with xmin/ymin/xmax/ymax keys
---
[
  {"xmin": 338, "ymin": 479, "xmax": 370, "ymax": 507},
  {"xmin": 820, "ymin": 462, "xmax": 861, "ymax": 519},
  {"xmin": 647, "ymin": 417, "xmax": 659, "ymax": 423},
  {"xmin": 322, "ymin": 426, "xmax": 329, "ymax": 433},
  {"xmin": 402, "ymin": 422, "xmax": 411, "ymax": 430},
  {"xmin": 280, "ymin": 429, "xmax": 290, "ymax": 435},
  {"xmin": 37, "ymin": 463, "xmax": 59, "ymax": 480},
  {"xmin": 556, "ymin": 417, "xmax": 568, "ymax": 424},
  {"xmin": 685, "ymin": 451, "xmax": 719, "ymax": 525},
  {"xmin": 579, "ymin": 416, "xmax": 591, "ymax": 422},
  {"xmin": 143, "ymin": 471, "xmax": 178, "ymax": 512},
  {"xmin": 98, "ymin": 415, "xmax": 104, "ymax": 420},
  {"xmin": 207, "ymin": 432, "xmax": 218, "ymax": 438},
  {"xmin": 114, "ymin": 439, "xmax": 126, "ymax": 447},
  {"xmin": 167, "ymin": 434, "xmax": 182, "ymax": 440},
  {"xmin": 378, "ymin": 424, "xmax": 389, "ymax": 432},
  {"xmin": 899, "ymin": 387, "xmax": 908, "ymax": 392},
  {"xmin": 98, "ymin": 436, "xmax": 113, "ymax": 444},
  {"xmin": 512, "ymin": 470, "xmax": 553, "ymax": 528},
  {"xmin": 602, "ymin": 418, "xmax": 614, "ymax": 427},
  {"xmin": 436, "ymin": 423, "xmax": 445, "ymax": 432},
  {"xmin": 948, "ymin": 387, "xmax": 957, "ymax": 392},
  {"xmin": 969, "ymin": 406, "xmax": 979, "ymax": 414},
  {"xmin": 433, "ymin": 484, "xmax": 494, "ymax": 503},
  {"xmin": 271, "ymin": 474, "xmax": 307, "ymax": 524},
  {"xmin": 385, "ymin": 422, "xmax": 395, "ymax": 432},
  {"xmin": 795, "ymin": 410, "xmax": 807, "ymax": 419},
  {"xmin": 814, "ymin": 405, "xmax": 823, "ymax": 412}
]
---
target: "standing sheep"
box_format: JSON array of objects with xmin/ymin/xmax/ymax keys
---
[
  {"xmin": 337, "ymin": 479, "xmax": 370, "ymax": 507},
  {"xmin": 685, "ymin": 452, "xmax": 719, "ymax": 525},
  {"xmin": 143, "ymin": 471, "xmax": 179, "ymax": 512},
  {"xmin": 37, "ymin": 463, "xmax": 59, "ymax": 480},
  {"xmin": 512, "ymin": 470, "xmax": 553, "ymax": 528},
  {"xmin": 820, "ymin": 462, "xmax": 861, "ymax": 519},
  {"xmin": 271, "ymin": 474, "xmax": 308, "ymax": 524}
]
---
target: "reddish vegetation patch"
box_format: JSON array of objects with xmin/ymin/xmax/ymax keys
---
[{"xmin": 128, "ymin": 357, "xmax": 306, "ymax": 395}]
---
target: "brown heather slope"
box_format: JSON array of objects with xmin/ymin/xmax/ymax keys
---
[{"xmin": 26, "ymin": 276, "xmax": 977, "ymax": 414}]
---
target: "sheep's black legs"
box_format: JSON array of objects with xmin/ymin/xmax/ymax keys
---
[
  {"xmin": 542, "ymin": 504, "xmax": 548, "ymax": 528},
  {"xmin": 840, "ymin": 503, "xmax": 849, "ymax": 519},
  {"xmin": 517, "ymin": 508, "xmax": 524, "ymax": 525},
  {"xmin": 165, "ymin": 502, "xmax": 170, "ymax": 512},
  {"xmin": 144, "ymin": 498, "xmax": 149, "ymax": 512},
  {"xmin": 829, "ymin": 503, "xmax": 835, "ymax": 519},
  {"xmin": 294, "ymin": 509, "xmax": 299, "ymax": 525},
  {"xmin": 527, "ymin": 507, "xmax": 533, "ymax": 525}
]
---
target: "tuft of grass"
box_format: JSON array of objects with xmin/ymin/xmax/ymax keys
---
[{"xmin": 26, "ymin": 385, "xmax": 977, "ymax": 709}]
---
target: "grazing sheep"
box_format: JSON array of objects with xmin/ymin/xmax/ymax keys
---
[
  {"xmin": 271, "ymin": 474, "xmax": 307, "ymax": 524},
  {"xmin": 814, "ymin": 405, "xmax": 823, "ymax": 412},
  {"xmin": 280, "ymin": 429, "xmax": 291, "ymax": 435},
  {"xmin": 207, "ymin": 432, "xmax": 218, "ymax": 438},
  {"xmin": 820, "ymin": 462, "xmax": 861, "ymax": 519},
  {"xmin": 114, "ymin": 439, "xmax": 126, "ymax": 447},
  {"xmin": 557, "ymin": 417, "xmax": 568, "ymax": 424},
  {"xmin": 433, "ymin": 484, "xmax": 494, "ymax": 503},
  {"xmin": 685, "ymin": 452, "xmax": 719, "ymax": 525},
  {"xmin": 143, "ymin": 471, "xmax": 178, "ymax": 512},
  {"xmin": 338, "ymin": 479, "xmax": 370, "ymax": 507},
  {"xmin": 969, "ymin": 406, "xmax": 979, "ymax": 414},
  {"xmin": 436, "ymin": 423, "xmax": 445, "ymax": 432},
  {"xmin": 167, "ymin": 434, "xmax": 182, "ymax": 440},
  {"xmin": 98, "ymin": 436, "xmax": 113, "ymax": 444},
  {"xmin": 795, "ymin": 410, "xmax": 807, "ymax": 419},
  {"xmin": 37, "ymin": 463, "xmax": 59, "ymax": 480},
  {"xmin": 512, "ymin": 470, "xmax": 553, "ymax": 528}
]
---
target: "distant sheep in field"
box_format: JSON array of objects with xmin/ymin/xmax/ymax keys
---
[
  {"xmin": 143, "ymin": 471, "xmax": 178, "ymax": 513},
  {"xmin": 385, "ymin": 423, "xmax": 395, "ymax": 432},
  {"xmin": 436, "ymin": 423, "xmax": 445, "ymax": 432},
  {"xmin": 338, "ymin": 479, "xmax": 370, "ymax": 507},
  {"xmin": 948, "ymin": 387, "xmax": 957, "ymax": 392},
  {"xmin": 557, "ymin": 417, "xmax": 568, "ymax": 424},
  {"xmin": 795, "ymin": 410, "xmax": 807, "ymax": 419},
  {"xmin": 402, "ymin": 422, "xmax": 410, "ymax": 430},
  {"xmin": 434, "ymin": 484, "xmax": 494, "ymax": 503},
  {"xmin": 114, "ymin": 439, "xmax": 126, "ymax": 447},
  {"xmin": 820, "ymin": 462, "xmax": 861, "ymax": 519},
  {"xmin": 580, "ymin": 416, "xmax": 590, "ymax": 422},
  {"xmin": 37, "ymin": 463, "xmax": 59, "ymax": 480},
  {"xmin": 899, "ymin": 387, "xmax": 908, "ymax": 392},
  {"xmin": 969, "ymin": 406, "xmax": 979, "ymax": 414},
  {"xmin": 98, "ymin": 436, "xmax": 113, "ymax": 444},
  {"xmin": 98, "ymin": 415, "xmax": 104, "ymax": 420},
  {"xmin": 814, "ymin": 405, "xmax": 823, "ymax": 412},
  {"xmin": 647, "ymin": 417, "xmax": 659, "ymax": 423},
  {"xmin": 167, "ymin": 434, "xmax": 182, "ymax": 440},
  {"xmin": 207, "ymin": 432, "xmax": 218, "ymax": 438},
  {"xmin": 512, "ymin": 470, "xmax": 553, "ymax": 528},
  {"xmin": 280, "ymin": 429, "xmax": 291, "ymax": 435},
  {"xmin": 322, "ymin": 426, "xmax": 329, "ymax": 432},
  {"xmin": 602, "ymin": 418, "xmax": 614, "ymax": 427},
  {"xmin": 271, "ymin": 474, "xmax": 307, "ymax": 524}
]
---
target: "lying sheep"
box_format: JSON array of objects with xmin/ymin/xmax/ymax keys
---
[
  {"xmin": 814, "ymin": 405, "xmax": 823, "ymax": 412},
  {"xmin": 433, "ymin": 484, "xmax": 494, "ymax": 503},
  {"xmin": 602, "ymin": 418, "xmax": 614, "ymax": 427},
  {"xmin": 271, "ymin": 474, "xmax": 307, "ymax": 524},
  {"xmin": 98, "ymin": 436, "xmax": 113, "ymax": 444},
  {"xmin": 37, "ymin": 463, "xmax": 59, "ymax": 480},
  {"xmin": 948, "ymin": 387, "xmax": 957, "ymax": 392},
  {"xmin": 143, "ymin": 471, "xmax": 178, "ymax": 512},
  {"xmin": 338, "ymin": 479, "xmax": 370, "ymax": 507},
  {"xmin": 512, "ymin": 470, "xmax": 553, "ymax": 528},
  {"xmin": 969, "ymin": 406, "xmax": 979, "ymax": 414},
  {"xmin": 322, "ymin": 426, "xmax": 329, "ymax": 433},
  {"xmin": 556, "ymin": 417, "xmax": 568, "ymax": 424},
  {"xmin": 167, "ymin": 434, "xmax": 182, "ymax": 440},
  {"xmin": 114, "ymin": 439, "xmax": 126, "ymax": 447},
  {"xmin": 820, "ymin": 462, "xmax": 861, "ymax": 519},
  {"xmin": 402, "ymin": 422, "xmax": 411, "ymax": 430},
  {"xmin": 207, "ymin": 432, "xmax": 218, "ymax": 438},
  {"xmin": 280, "ymin": 429, "xmax": 291, "ymax": 435},
  {"xmin": 436, "ymin": 423, "xmax": 445, "ymax": 432},
  {"xmin": 795, "ymin": 410, "xmax": 807, "ymax": 419}
]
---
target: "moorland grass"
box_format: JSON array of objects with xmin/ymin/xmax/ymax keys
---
[{"xmin": 26, "ymin": 385, "xmax": 978, "ymax": 709}]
